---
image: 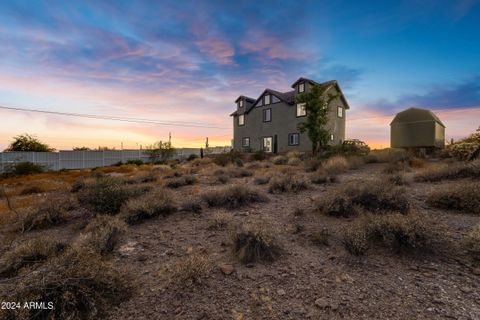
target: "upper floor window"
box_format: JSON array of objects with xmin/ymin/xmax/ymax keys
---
[
  {"xmin": 263, "ymin": 108, "xmax": 272, "ymax": 122},
  {"xmin": 337, "ymin": 106, "xmax": 343, "ymax": 118},
  {"xmin": 238, "ymin": 114, "xmax": 245, "ymax": 126},
  {"xmin": 239, "ymin": 100, "xmax": 244, "ymax": 108},
  {"xmin": 298, "ymin": 82, "xmax": 305, "ymax": 93},
  {"xmin": 264, "ymin": 94, "xmax": 271, "ymax": 105},
  {"xmin": 288, "ymin": 133, "xmax": 299, "ymax": 146},
  {"xmin": 242, "ymin": 137, "xmax": 250, "ymax": 147},
  {"xmin": 296, "ymin": 103, "xmax": 306, "ymax": 117},
  {"xmin": 330, "ymin": 134, "xmax": 334, "ymax": 141}
]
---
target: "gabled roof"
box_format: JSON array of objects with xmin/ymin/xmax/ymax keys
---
[
  {"xmin": 390, "ymin": 107, "xmax": 446, "ymax": 127},
  {"xmin": 290, "ymin": 77, "xmax": 318, "ymax": 88},
  {"xmin": 235, "ymin": 95, "xmax": 256, "ymax": 103}
]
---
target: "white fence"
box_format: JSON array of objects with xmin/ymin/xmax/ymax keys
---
[{"xmin": 0, "ymin": 146, "xmax": 232, "ymax": 172}]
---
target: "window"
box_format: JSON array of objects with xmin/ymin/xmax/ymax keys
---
[
  {"xmin": 296, "ymin": 103, "xmax": 306, "ymax": 117},
  {"xmin": 330, "ymin": 134, "xmax": 334, "ymax": 141},
  {"xmin": 299, "ymin": 82, "xmax": 305, "ymax": 93},
  {"xmin": 264, "ymin": 94, "xmax": 271, "ymax": 105},
  {"xmin": 242, "ymin": 137, "xmax": 250, "ymax": 147},
  {"xmin": 337, "ymin": 106, "xmax": 343, "ymax": 118},
  {"xmin": 263, "ymin": 108, "xmax": 272, "ymax": 122},
  {"xmin": 288, "ymin": 133, "xmax": 299, "ymax": 146},
  {"xmin": 238, "ymin": 114, "xmax": 245, "ymax": 126},
  {"xmin": 263, "ymin": 137, "xmax": 273, "ymax": 152},
  {"xmin": 239, "ymin": 100, "xmax": 244, "ymax": 108}
]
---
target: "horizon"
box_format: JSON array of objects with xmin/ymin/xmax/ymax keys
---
[{"xmin": 1, "ymin": 1, "xmax": 479, "ymax": 150}]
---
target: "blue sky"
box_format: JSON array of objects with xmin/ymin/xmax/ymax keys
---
[{"xmin": 0, "ymin": 0, "xmax": 479, "ymax": 149}]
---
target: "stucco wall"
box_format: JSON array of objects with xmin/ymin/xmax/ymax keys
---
[{"xmin": 391, "ymin": 121, "xmax": 441, "ymax": 148}]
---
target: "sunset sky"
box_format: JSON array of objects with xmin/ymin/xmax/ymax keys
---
[{"xmin": 0, "ymin": 0, "xmax": 479, "ymax": 150}]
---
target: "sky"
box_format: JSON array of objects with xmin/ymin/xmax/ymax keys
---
[{"xmin": 0, "ymin": 0, "xmax": 479, "ymax": 150}]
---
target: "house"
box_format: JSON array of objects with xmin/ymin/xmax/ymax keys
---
[
  {"xmin": 390, "ymin": 107, "xmax": 445, "ymax": 149},
  {"xmin": 230, "ymin": 77, "xmax": 350, "ymax": 153}
]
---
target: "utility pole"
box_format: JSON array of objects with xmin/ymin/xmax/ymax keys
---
[
  {"xmin": 169, "ymin": 132, "xmax": 172, "ymax": 144},
  {"xmin": 205, "ymin": 137, "xmax": 209, "ymax": 149}
]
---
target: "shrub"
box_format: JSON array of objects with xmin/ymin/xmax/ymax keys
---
[
  {"xmin": 1, "ymin": 248, "xmax": 130, "ymax": 319},
  {"xmin": 414, "ymin": 160, "xmax": 480, "ymax": 182},
  {"xmin": 19, "ymin": 185, "xmax": 44, "ymax": 195},
  {"xmin": 165, "ymin": 175, "xmax": 196, "ymax": 188},
  {"xmin": 126, "ymin": 159, "xmax": 144, "ymax": 165},
  {"xmin": 17, "ymin": 196, "xmax": 73, "ymax": 232},
  {"xmin": 343, "ymin": 222, "xmax": 369, "ymax": 255},
  {"xmin": 323, "ymin": 156, "xmax": 348, "ymax": 175},
  {"xmin": 232, "ymin": 222, "xmax": 281, "ymax": 264},
  {"xmin": 252, "ymin": 150, "xmax": 266, "ymax": 161},
  {"xmin": 409, "ymin": 157, "xmax": 425, "ymax": 168},
  {"xmin": 304, "ymin": 157, "xmax": 322, "ymax": 172},
  {"xmin": 465, "ymin": 224, "xmax": 480, "ymax": 262},
  {"xmin": 382, "ymin": 160, "xmax": 410, "ymax": 174},
  {"xmin": 268, "ymin": 173, "xmax": 309, "ymax": 194},
  {"xmin": 253, "ymin": 175, "xmax": 270, "ymax": 185},
  {"xmin": 208, "ymin": 212, "xmax": 233, "ymax": 230},
  {"xmin": 427, "ymin": 182, "xmax": 480, "ymax": 214},
  {"xmin": 4, "ymin": 161, "xmax": 44, "ymax": 176},
  {"xmin": 309, "ymin": 228, "xmax": 330, "ymax": 246},
  {"xmin": 180, "ymin": 198, "xmax": 203, "ymax": 213},
  {"xmin": 287, "ymin": 157, "xmax": 301, "ymax": 166},
  {"xmin": 77, "ymin": 216, "xmax": 127, "ymax": 255},
  {"xmin": 120, "ymin": 189, "xmax": 177, "ymax": 224},
  {"xmin": 77, "ymin": 177, "xmax": 145, "ymax": 214},
  {"xmin": 0, "ymin": 237, "xmax": 65, "ymax": 277},
  {"xmin": 212, "ymin": 151, "xmax": 242, "ymax": 167},
  {"xmin": 227, "ymin": 167, "xmax": 253, "ymax": 178},
  {"xmin": 202, "ymin": 185, "xmax": 267, "ymax": 209},
  {"xmin": 216, "ymin": 174, "xmax": 230, "ymax": 184},
  {"xmin": 127, "ymin": 172, "xmax": 158, "ymax": 184},
  {"xmin": 385, "ymin": 173, "xmax": 409, "ymax": 186},
  {"xmin": 272, "ymin": 155, "xmax": 288, "ymax": 165},
  {"xmin": 187, "ymin": 154, "xmax": 199, "ymax": 161},
  {"xmin": 170, "ymin": 253, "xmax": 212, "ymax": 287},
  {"xmin": 365, "ymin": 149, "xmax": 409, "ymax": 164},
  {"xmin": 71, "ymin": 177, "xmax": 87, "ymax": 193},
  {"xmin": 310, "ymin": 169, "xmax": 337, "ymax": 184},
  {"xmin": 347, "ymin": 156, "xmax": 365, "ymax": 170}
]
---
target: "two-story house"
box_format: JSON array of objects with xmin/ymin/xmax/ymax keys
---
[{"xmin": 230, "ymin": 77, "xmax": 350, "ymax": 153}]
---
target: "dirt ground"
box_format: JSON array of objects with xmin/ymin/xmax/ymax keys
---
[{"xmin": 1, "ymin": 160, "xmax": 479, "ymax": 320}]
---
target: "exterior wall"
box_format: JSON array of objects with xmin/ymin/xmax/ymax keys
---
[
  {"xmin": 434, "ymin": 122, "xmax": 446, "ymax": 148},
  {"xmin": 232, "ymin": 85, "xmax": 346, "ymax": 153},
  {"xmin": 390, "ymin": 121, "xmax": 438, "ymax": 148}
]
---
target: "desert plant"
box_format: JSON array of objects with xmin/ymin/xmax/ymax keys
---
[
  {"xmin": 414, "ymin": 160, "xmax": 480, "ymax": 182},
  {"xmin": 310, "ymin": 169, "xmax": 337, "ymax": 184},
  {"xmin": 227, "ymin": 167, "xmax": 252, "ymax": 178},
  {"xmin": 272, "ymin": 155, "xmax": 288, "ymax": 165},
  {"xmin": 385, "ymin": 173, "xmax": 409, "ymax": 186},
  {"xmin": 165, "ymin": 175, "xmax": 196, "ymax": 188},
  {"xmin": 253, "ymin": 175, "xmax": 271, "ymax": 185},
  {"xmin": 343, "ymin": 223, "xmax": 369, "ymax": 255},
  {"xmin": 19, "ymin": 185, "xmax": 44, "ymax": 195},
  {"xmin": 71, "ymin": 177, "xmax": 87, "ymax": 193},
  {"xmin": 170, "ymin": 253, "xmax": 212, "ymax": 287},
  {"xmin": 323, "ymin": 156, "xmax": 348, "ymax": 175},
  {"xmin": 77, "ymin": 216, "xmax": 127, "ymax": 255},
  {"xmin": 309, "ymin": 228, "xmax": 330, "ymax": 246},
  {"xmin": 268, "ymin": 173, "xmax": 309, "ymax": 193},
  {"xmin": 303, "ymin": 157, "xmax": 322, "ymax": 172},
  {"xmin": 120, "ymin": 189, "xmax": 177, "ymax": 224},
  {"xmin": 287, "ymin": 157, "xmax": 301, "ymax": 166},
  {"xmin": 252, "ymin": 150, "xmax": 266, "ymax": 161},
  {"xmin": 180, "ymin": 198, "xmax": 203, "ymax": 213},
  {"xmin": 145, "ymin": 140, "xmax": 175, "ymax": 163},
  {"xmin": 3, "ymin": 161, "xmax": 44, "ymax": 176},
  {"xmin": 125, "ymin": 159, "xmax": 144, "ymax": 165},
  {"xmin": 4, "ymin": 133, "xmax": 54, "ymax": 152},
  {"xmin": 208, "ymin": 212, "xmax": 233, "ymax": 230},
  {"xmin": 232, "ymin": 222, "xmax": 281, "ymax": 264},
  {"xmin": 202, "ymin": 185, "xmax": 267, "ymax": 209},
  {"xmin": 16, "ymin": 196, "xmax": 73, "ymax": 232},
  {"xmin": 427, "ymin": 182, "xmax": 480, "ymax": 214},
  {"xmin": 346, "ymin": 156, "xmax": 365, "ymax": 169},
  {"xmin": 126, "ymin": 172, "xmax": 158, "ymax": 184},
  {"xmin": 216, "ymin": 174, "xmax": 230, "ymax": 184}
]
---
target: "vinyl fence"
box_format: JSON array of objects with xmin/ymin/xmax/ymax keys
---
[{"xmin": 0, "ymin": 146, "xmax": 232, "ymax": 172}]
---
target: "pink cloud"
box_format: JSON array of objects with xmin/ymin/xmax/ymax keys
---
[{"xmin": 195, "ymin": 37, "xmax": 235, "ymax": 64}]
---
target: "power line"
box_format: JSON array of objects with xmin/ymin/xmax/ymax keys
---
[{"xmin": 0, "ymin": 105, "xmax": 230, "ymax": 130}]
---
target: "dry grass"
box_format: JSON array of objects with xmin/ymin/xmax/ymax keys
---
[
  {"xmin": 208, "ymin": 212, "xmax": 233, "ymax": 230},
  {"xmin": 310, "ymin": 169, "xmax": 338, "ymax": 184},
  {"xmin": 364, "ymin": 148, "xmax": 408, "ymax": 164},
  {"xmin": 465, "ymin": 224, "xmax": 480, "ymax": 262},
  {"xmin": 231, "ymin": 222, "xmax": 281, "ymax": 264},
  {"xmin": 323, "ymin": 156, "xmax": 349, "ymax": 175},
  {"xmin": 272, "ymin": 155, "xmax": 288, "ymax": 165},
  {"xmin": 202, "ymin": 185, "xmax": 267, "ymax": 209},
  {"xmin": 427, "ymin": 182, "xmax": 480, "ymax": 214},
  {"xmin": 268, "ymin": 173, "xmax": 309, "ymax": 193},
  {"xmin": 303, "ymin": 157, "xmax": 322, "ymax": 172},
  {"xmin": 180, "ymin": 197, "xmax": 203, "ymax": 213},
  {"xmin": 170, "ymin": 253, "xmax": 212, "ymax": 287},
  {"xmin": 120, "ymin": 189, "xmax": 177, "ymax": 224},
  {"xmin": 346, "ymin": 156, "xmax": 365, "ymax": 170},
  {"xmin": 77, "ymin": 215, "xmax": 127, "ymax": 255},
  {"xmin": 18, "ymin": 185, "xmax": 44, "ymax": 195},
  {"xmin": 385, "ymin": 173, "xmax": 409, "ymax": 186},
  {"xmin": 287, "ymin": 157, "xmax": 301, "ymax": 166},
  {"xmin": 215, "ymin": 174, "xmax": 230, "ymax": 184},
  {"xmin": 309, "ymin": 228, "xmax": 330, "ymax": 246},
  {"xmin": 226, "ymin": 167, "xmax": 253, "ymax": 178},
  {"xmin": 414, "ymin": 159, "xmax": 480, "ymax": 182},
  {"xmin": 165, "ymin": 175, "xmax": 196, "ymax": 188},
  {"xmin": 253, "ymin": 175, "xmax": 271, "ymax": 185}
]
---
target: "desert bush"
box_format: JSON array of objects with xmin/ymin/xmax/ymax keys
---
[
  {"xmin": 202, "ymin": 185, "xmax": 267, "ymax": 209},
  {"xmin": 3, "ymin": 161, "xmax": 44, "ymax": 176},
  {"xmin": 77, "ymin": 216, "xmax": 127, "ymax": 255},
  {"xmin": 414, "ymin": 159, "xmax": 480, "ymax": 182},
  {"xmin": 409, "ymin": 157, "xmax": 425, "ymax": 168},
  {"xmin": 170, "ymin": 253, "xmax": 212, "ymax": 287},
  {"xmin": 1, "ymin": 248, "xmax": 130, "ymax": 319},
  {"xmin": 78, "ymin": 177, "xmax": 146, "ymax": 214},
  {"xmin": 208, "ymin": 212, "xmax": 233, "ymax": 230},
  {"xmin": 17, "ymin": 196, "xmax": 73, "ymax": 232},
  {"xmin": 343, "ymin": 222, "xmax": 369, "ymax": 255},
  {"xmin": 293, "ymin": 208, "xmax": 304, "ymax": 217},
  {"xmin": 232, "ymin": 222, "xmax": 281, "ymax": 264},
  {"xmin": 309, "ymin": 228, "xmax": 330, "ymax": 246},
  {"xmin": 268, "ymin": 173, "xmax": 309, "ymax": 193},
  {"xmin": 120, "ymin": 189, "xmax": 177, "ymax": 224},
  {"xmin": 152, "ymin": 164, "xmax": 172, "ymax": 173},
  {"xmin": 228, "ymin": 167, "xmax": 253, "ymax": 178},
  {"xmin": 126, "ymin": 172, "xmax": 158, "ymax": 184},
  {"xmin": 165, "ymin": 175, "xmax": 196, "ymax": 188},
  {"xmin": 427, "ymin": 182, "xmax": 480, "ymax": 214},
  {"xmin": 19, "ymin": 185, "xmax": 44, "ymax": 195},
  {"xmin": 365, "ymin": 149, "xmax": 409, "ymax": 164},
  {"xmin": 465, "ymin": 224, "xmax": 480, "ymax": 262},
  {"xmin": 323, "ymin": 156, "xmax": 348, "ymax": 175},
  {"xmin": 0, "ymin": 237, "xmax": 66, "ymax": 277},
  {"xmin": 272, "ymin": 155, "xmax": 288, "ymax": 165},
  {"xmin": 180, "ymin": 198, "xmax": 203, "ymax": 213},
  {"xmin": 303, "ymin": 157, "xmax": 322, "ymax": 172},
  {"xmin": 382, "ymin": 160, "xmax": 410, "ymax": 174},
  {"xmin": 245, "ymin": 161, "xmax": 262, "ymax": 170},
  {"xmin": 287, "ymin": 157, "xmax": 301, "ymax": 166},
  {"xmin": 254, "ymin": 175, "xmax": 271, "ymax": 185},
  {"xmin": 125, "ymin": 159, "xmax": 144, "ymax": 165},
  {"xmin": 347, "ymin": 156, "xmax": 365, "ymax": 170},
  {"xmin": 215, "ymin": 174, "xmax": 230, "ymax": 184},
  {"xmin": 252, "ymin": 150, "xmax": 266, "ymax": 161},
  {"xmin": 385, "ymin": 173, "xmax": 409, "ymax": 186},
  {"xmin": 71, "ymin": 177, "xmax": 87, "ymax": 193},
  {"xmin": 310, "ymin": 169, "xmax": 337, "ymax": 184},
  {"xmin": 212, "ymin": 151, "xmax": 242, "ymax": 167},
  {"xmin": 187, "ymin": 154, "xmax": 199, "ymax": 161}
]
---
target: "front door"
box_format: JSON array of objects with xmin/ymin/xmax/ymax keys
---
[{"xmin": 263, "ymin": 137, "xmax": 273, "ymax": 153}]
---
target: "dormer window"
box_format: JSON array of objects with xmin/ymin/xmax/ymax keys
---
[
  {"xmin": 264, "ymin": 94, "xmax": 271, "ymax": 105},
  {"xmin": 298, "ymin": 82, "xmax": 305, "ymax": 93},
  {"xmin": 239, "ymin": 100, "xmax": 244, "ymax": 108}
]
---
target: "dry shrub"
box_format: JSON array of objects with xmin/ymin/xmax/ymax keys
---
[
  {"xmin": 427, "ymin": 182, "xmax": 480, "ymax": 214},
  {"xmin": 385, "ymin": 173, "xmax": 409, "ymax": 186},
  {"xmin": 1, "ymin": 248, "xmax": 130, "ymax": 320},
  {"xmin": 268, "ymin": 173, "xmax": 309, "ymax": 193},
  {"xmin": 347, "ymin": 156, "xmax": 365, "ymax": 170},
  {"xmin": 120, "ymin": 189, "xmax": 177, "ymax": 224},
  {"xmin": 165, "ymin": 174, "xmax": 196, "ymax": 188},
  {"xmin": 253, "ymin": 175, "xmax": 270, "ymax": 185},
  {"xmin": 171, "ymin": 253, "xmax": 212, "ymax": 287},
  {"xmin": 19, "ymin": 185, "xmax": 44, "ymax": 195},
  {"xmin": 365, "ymin": 148, "xmax": 408, "ymax": 164},
  {"xmin": 202, "ymin": 185, "xmax": 267, "ymax": 209},
  {"xmin": 323, "ymin": 156, "xmax": 348, "ymax": 175},
  {"xmin": 215, "ymin": 174, "xmax": 230, "ymax": 184},
  {"xmin": 232, "ymin": 222, "xmax": 281, "ymax": 264},
  {"xmin": 287, "ymin": 157, "xmax": 301, "ymax": 166},
  {"xmin": 409, "ymin": 157, "xmax": 425, "ymax": 168},
  {"xmin": 0, "ymin": 237, "xmax": 66, "ymax": 277},
  {"xmin": 180, "ymin": 197, "xmax": 203, "ymax": 213},
  {"xmin": 343, "ymin": 212, "xmax": 430, "ymax": 255},
  {"xmin": 465, "ymin": 224, "xmax": 480, "ymax": 262},
  {"xmin": 77, "ymin": 216, "xmax": 127, "ymax": 255},
  {"xmin": 152, "ymin": 164, "xmax": 172, "ymax": 173},
  {"xmin": 272, "ymin": 155, "xmax": 288, "ymax": 165},
  {"xmin": 245, "ymin": 161, "xmax": 262, "ymax": 170},
  {"xmin": 316, "ymin": 181, "xmax": 410, "ymax": 217},
  {"xmin": 16, "ymin": 195, "xmax": 73, "ymax": 232},
  {"xmin": 286, "ymin": 151, "xmax": 301, "ymax": 159},
  {"xmin": 309, "ymin": 228, "xmax": 330, "ymax": 246},
  {"xmin": 310, "ymin": 169, "xmax": 337, "ymax": 184},
  {"xmin": 304, "ymin": 157, "xmax": 322, "ymax": 172},
  {"xmin": 208, "ymin": 212, "xmax": 233, "ymax": 230},
  {"xmin": 227, "ymin": 167, "xmax": 253, "ymax": 178},
  {"xmin": 126, "ymin": 172, "xmax": 158, "ymax": 184},
  {"xmin": 71, "ymin": 177, "xmax": 87, "ymax": 193},
  {"xmin": 414, "ymin": 159, "xmax": 480, "ymax": 182}
]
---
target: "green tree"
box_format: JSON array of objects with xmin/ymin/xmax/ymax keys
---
[
  {"xmin": 296, "ymin": 83, "xmax": 339, "ymax": 155},
  {"xmin": 73, "ymin": 147, "xmax": 91, "ymax": 151},
  {"xmin": 5, "ymin": 134, "xmax": 55, "ymax": 152},
  {"xmin": 145, "ymin": 141, "xmax": 175, "ymax": 163}
]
